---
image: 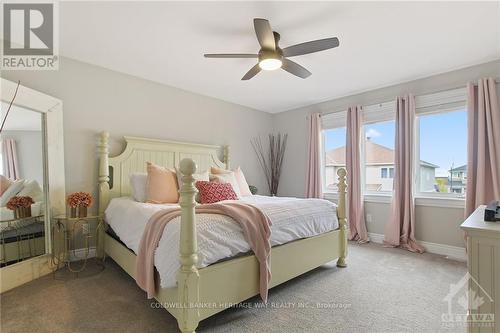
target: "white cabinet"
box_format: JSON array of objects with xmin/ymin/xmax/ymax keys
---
[{"xmin": 461, "ymin": 206, "xmax": 500, "ymax": 333}]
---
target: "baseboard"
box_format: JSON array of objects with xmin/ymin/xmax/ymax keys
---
[
  {"xmin": 69, "ymin": 247, "xmax": 96, "ymax": 262},
  {"xmin": 367, "ymin": 232, "xmax": 466, "ymax": 262}
]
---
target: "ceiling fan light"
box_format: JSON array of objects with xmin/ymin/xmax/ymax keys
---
[{"xmin": 259, "ymin": 58, "xmax": 282, "ymax": 71}]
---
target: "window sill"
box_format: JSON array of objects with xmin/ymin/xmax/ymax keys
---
[
  {"xmin": 323, "ymin": 192, "xmax": 465, "ymax": 209},
  {"xmin": 364, "ymin": 193, "xmax": 392, "ymax": 203},
  {"xmin": 414, "ymin": 196, "xmax": 465, "ymax": 209}
]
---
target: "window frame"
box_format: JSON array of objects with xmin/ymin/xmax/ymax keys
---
[
  {"xmin": 321, "ymin": 87, "xmax": 467, "ymax": 206},
  {"xmin": 321, "ymin": 125, "xmax": 347, "ymax": 195},
  {"xmin": 414, "ymin": 107, "xmax": 467, "ymax": 200},
  {"xmin": 361, "ymin": 118, "xmax": 396, "ymax": 196}
]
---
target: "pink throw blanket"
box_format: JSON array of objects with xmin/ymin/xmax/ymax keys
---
[{"xmin": 136, "ymin": 201, "xmax": 272, "ymax": 302}]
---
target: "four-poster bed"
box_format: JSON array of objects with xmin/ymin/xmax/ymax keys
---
[{"xmin": 97, "ymin": 132, "xmax": 348, "ymax": 333}]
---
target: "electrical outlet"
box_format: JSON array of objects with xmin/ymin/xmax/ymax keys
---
[{"xmin": 366, "ymin": 214, "xmax": 373, "ymax": 223}]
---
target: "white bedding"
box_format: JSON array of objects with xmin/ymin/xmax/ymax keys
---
[{"xmin": 105, "ymin": 195, "xmax": 338, "ymax": 288}]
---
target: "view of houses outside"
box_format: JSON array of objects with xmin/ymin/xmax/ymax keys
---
[{"xmin": 323, "ymin": 109, "xmax": 467, "ymax": 195}]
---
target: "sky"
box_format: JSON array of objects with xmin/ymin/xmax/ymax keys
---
[{"xmin": 324, "ymin": 109, "xmax": 467, "ymax": 176}]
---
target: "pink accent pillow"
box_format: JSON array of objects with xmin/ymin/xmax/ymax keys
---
[
  {"xmin": 195, "ymin": 181, "xmax": 238, "ymax": 204},
  {"xmin": 233, "ymin": 167, "xmax": 252, "ymax": 196},
  {"xmin": 210, "ymin": 166, "xmax": 252, "ymax": 196},
  {"xmin": 145, "ymin": 162, "xmax": 179, "ymax": 204},
  {"xmin": 0, "ymin": 175, "xmax": 13, "ymax": 196}
]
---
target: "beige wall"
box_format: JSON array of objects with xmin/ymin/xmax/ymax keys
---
[
  {"xmin": 273, "ymin": 59, "xmax": 500, "ymax": 248},
  {"xmin": 2, "ymin": 57, "xmax": 273, "ymax": 212}
]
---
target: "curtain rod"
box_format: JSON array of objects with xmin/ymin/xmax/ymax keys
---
[{"xmin": 319, "ymin": 77, "xmax": 500, "ymax": 117}]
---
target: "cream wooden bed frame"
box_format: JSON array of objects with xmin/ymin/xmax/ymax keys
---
[{"xmin": 97, "ymin": 132, "xmax": 348, "ymax": 333}]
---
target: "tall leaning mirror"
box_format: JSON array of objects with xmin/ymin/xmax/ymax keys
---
[
  {"xmin": 0, "ymin": 104, "xmax": 46, "ymax": 265},
  {"xmin": 0, "ymin": 78, "xmax": 65, "ymax": 292}
]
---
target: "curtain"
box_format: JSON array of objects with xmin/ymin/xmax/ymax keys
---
[
  {"xmin": 384, "ymin": 95, "xmax": 424, "ymax": 253},
  {"xmin": 2, "ymin": 139, "xmax": 20, "ymax": 180},
  {"xmin": 346, "ymin": 106, "xmax": 369, "ymax": 243},
  {"xmin": 465, "ymin": 78, "xmax": 500, "ymax": 217},
  {"xmin": 305, "ymin": 113, "xmax": 323, "ymax": 198}
]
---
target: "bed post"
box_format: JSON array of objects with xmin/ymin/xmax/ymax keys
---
[
  {"xmin": 177, "ymin": 158, "xmax": 200, "ymax": 333},
  {"xmin": 97, "ymin": 131, "xmax": 110, "ymax": 259},
  {"xmin": 223, "ymin": 145, "xmax": 230, "ymax": 169},
  {"xmin": 336, "ymin": 168, "xmax": 348, "ymax": 267},
  {"xmin": 98, "ymin": 131, "xmax": 110, "ymax": 215}
]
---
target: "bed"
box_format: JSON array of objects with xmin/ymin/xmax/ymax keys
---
[{"xmin": 97, "ymin": 132, "xmax": 348, "ymax": 333}]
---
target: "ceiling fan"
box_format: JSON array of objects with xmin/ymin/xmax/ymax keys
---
[{"xmin": 204, "ymin": 18, "xmax": 339, "ymax": 80}]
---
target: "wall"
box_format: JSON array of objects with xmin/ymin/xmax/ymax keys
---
[
  {"xmin": 2, "ymin": 57, "xmax": 273, "ymax": 212},
  {"xmin": 272, "ymin": 59, "xmax": 500, "ymax": 249},
  {"xmin": 2, "ymin": 130, "xmax": 43, "ymax": 185}
]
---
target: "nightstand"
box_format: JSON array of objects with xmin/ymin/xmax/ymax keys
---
[{"xmin": 51, "ymin": 215, "xmax": 105, "ymax": 274}]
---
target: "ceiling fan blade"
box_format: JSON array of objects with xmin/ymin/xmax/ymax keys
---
[
  {"xmin": 281, "ymin": 59, "xmax": 311, "ymax": 79},
  {"xmin": 204, "ymin": 53, "xmax": 258, "ymax": 58},
  {"xmin": 241, "ymin": 64, "xmax": 261, "ymax": 80},
  {"xmin": 253, "ymin": 18, "xmax": 275, "ymax": 51},
  {"xmin": 282, "ymin": 37, "xmax": 339, "ymax": 57}
]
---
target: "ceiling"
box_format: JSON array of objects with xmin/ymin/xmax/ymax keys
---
[{"xmin": 59, "ymin": 2, "xmax": 500, "ymax": 113}]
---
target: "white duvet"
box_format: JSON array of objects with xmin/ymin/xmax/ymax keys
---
[{"xmin": 105, "ymin": 195, "xmax": 338, "ymax": 288}]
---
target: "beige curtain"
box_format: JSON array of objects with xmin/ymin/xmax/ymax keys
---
[
  {"xmin": 346, "ymin": 106, "xmax": 369, "ymax": 243},
  {"xmin": 384, "ymin": 95, "xmax": 424, "ymax": 253},
  {"xmin": 465, "ymin": 78, "xmax": 500, "ymax": 217},
  {"xmin": 305, "ymin": 113, "xmax": 323, "ymax": 198},
  {"xmin": 1, "ymin": 139, "xmax": 19, "ymax": 180}
]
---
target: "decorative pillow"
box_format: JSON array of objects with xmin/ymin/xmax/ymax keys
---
[
  {"xmin": 0, "ymin": 179, "xmax": 25, "ymax": 207},
  {"xmin": 174, "ymin": 168, "xmax": 209, "ymax": 189},
  {"xmin": 233, "ymin": 167, "xmax": 252, "ymax": 196},
  {"xmin": 145, "ymin": 162, "xmax": 179, "ymax": 204},
  {"xmin": 210, "ymin": 167, "xmax": 232, "ymax": 175},
  {"xmin": 0, "ymin": 176, "xmax": 13, "ymax": 196},
  {"xmin": 211, "ymin": 166, "xmax": 252, "ymax": 196},
  {"xmin": 210, "ymin": 172, "xmax": 242, "ymax": 198},
  {"xmin": 195, "ymin": 181, "xmax": 238, "ymax": 204},
  {"xmin": 17, "ymin": 180, "xmax": 44, "ymax": 202},
  {"xmin": 129, "ymin": 173, "xmax": 148, "ymax": 202}
]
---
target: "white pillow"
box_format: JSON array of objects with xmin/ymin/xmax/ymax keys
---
[
  {"xmin": 175, "ymin": 168, "xmax": 210, "ymax": 189},
  {"xmin": 0, "ymin": 179, "xmax": 25, "ymax": 207},
  {"xmin": 17, "ymin": 180, "xmax": 44, "ymax": 202},
  {"xmin": 129, "ymin": 173, "xmax": 148, "ymax": 202},
  {"xmin": 210, "ymin": 172, "xmax": 242, "ymax": 198}
]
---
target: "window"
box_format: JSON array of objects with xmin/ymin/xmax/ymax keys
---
[
  {"xmin": 380, "ymin": 167, "xmax": 395, "ymax": 179},
  {"xmin": 364, "ymin": 121, "xmax": 395, "ymax": 193},
  {"xmin": 381, "ymin": 168, "xmax": 388, "ymax": 178},
  {"xmin": 323, "ymin": 127, "xmax": 346, "ymax": 192},
  {"xmin": 417, "ymin": 108, "xmax": 467, "ymax": 197}
]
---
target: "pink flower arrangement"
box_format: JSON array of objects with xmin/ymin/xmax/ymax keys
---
[
  {"xmin": 6, "ymin": 196, "xmax": 34, "ymax": 210},
  {"xmin": 67, "ymin": 192, "xmax": 93, "ymax": 208}
]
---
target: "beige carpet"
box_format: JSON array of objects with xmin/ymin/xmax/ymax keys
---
[{"xmin": 1, "ymin": 242, "xmax": 466, "ymax": 333}]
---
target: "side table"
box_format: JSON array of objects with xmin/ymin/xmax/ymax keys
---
[{"xmin": 51, "ymin": 215, "xmax": 105, "ymax": 275}]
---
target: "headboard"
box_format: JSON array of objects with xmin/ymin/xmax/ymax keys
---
[{"xmin": 97, "ymin": 132, "xmax": 229, "ymax": 213}]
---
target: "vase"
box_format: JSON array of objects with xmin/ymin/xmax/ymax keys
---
[
  {"xmin": 15, "ymin": 206, "xmax": 32, "ymax": 219},
  {"xmin": 78, "ymin": 206, "xmax": 88, "ymax": 218},
  {"xmin": 70, "ymin": 207, "xmax": 77, "ymax": 218}
]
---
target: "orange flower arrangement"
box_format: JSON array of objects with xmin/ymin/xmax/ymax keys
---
[
  {"xmin": 6, "ymin": 196, "xmax": 34, "ymax": 210},
  {"xmin": 67, "ymin": 192, "xmax": 93, "ymax": 208}
]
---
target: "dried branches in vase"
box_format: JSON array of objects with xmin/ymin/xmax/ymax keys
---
[{"xmin": 251, "ymin": 133, "xmax": 288, "ymax": 196}]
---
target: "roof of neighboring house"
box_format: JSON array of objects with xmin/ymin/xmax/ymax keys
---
[
  {"xmin": 451, "ymin": 164, "xmax": 467, "ymax": 172},
  {"xmin": 326, "ymin": 141, "xmax": 439, "ymax": 168}
]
